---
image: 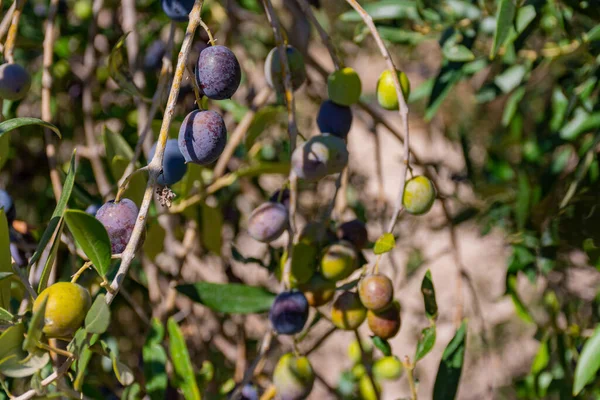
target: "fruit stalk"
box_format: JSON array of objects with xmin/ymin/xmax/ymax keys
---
[
  {"xmin": 343, "ymin": 0, "xmax": 411, "ymax": 234},
  {"xmin": 403, "ymin": 356, "xmax": 418, "ymax": 400},
  {"xmin": 42, "ymin": 0, "xmax": 63, "ymax": 202},
  {"xmin": 261, "ymin": 0, "xmax": 298, "ymax": 152},
  {"xmin": 105, "ymin": 0, "xmax": 205, "ymax": 305}
]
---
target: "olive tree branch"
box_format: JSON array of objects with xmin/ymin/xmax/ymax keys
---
[
  {"xmin": 12, "ymin": 357, "xmax": 74, "ymax": 400},
  {"xmin": 117, "ymin": 22, "xmax": 176, "ymax": 191},
  {"xmin": 342, "ymin": 0, "xmax": 411, "ymax": 234},
  {"xmin": 3, "ymin": 0, "xmax": 25, "ymax": 63},
  {"xmin": 41, "ymin": 0, "xmax": 62, "ymax": 202},
  {"xmin": 105, "ymin": 0, "xmax": 205, "ymax": 305},
  {"xmin": 0, "ymin": 1, "xmax": 16, "ymax": 51}
]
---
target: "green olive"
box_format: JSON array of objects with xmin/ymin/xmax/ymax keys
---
[
  {"xmin": 327, "ymin": 67, "xmax": 362, "ymax": 106},
  {"xmin": 376, "ymin": 69, "xmax": 411, "ymax": 110},
  {"xmin": 403, "ymin": 176, "xmax": 436, "ymax": 215},
  {"xmin": 33, "ymin": 282, "xmax": 92, "ymax": 338}
]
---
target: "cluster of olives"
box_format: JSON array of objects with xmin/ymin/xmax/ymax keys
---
[{"xmin": 346, "ymin": 340, "xmax": 404, "ymax": 399}]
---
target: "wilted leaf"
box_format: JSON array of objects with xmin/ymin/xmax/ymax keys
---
[
  {"xmin": 176, "ymin": 282, "xmax": 275, "ymax": 314},
  {"xmin": 421, "ymin": 270, "xmax": 438, "ymax": 320},
  {"xmin": 108, "ymin": 33, "xmax": 149, "ymax": 100}
]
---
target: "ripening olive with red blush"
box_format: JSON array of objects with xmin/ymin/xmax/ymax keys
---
[
  {"xmin": 367, "ymin": 301, "xmax": 401, "ymax": 339},
  {"xmin": 358, "ymin": 273, "xmax": 394, "ymax": 311}
]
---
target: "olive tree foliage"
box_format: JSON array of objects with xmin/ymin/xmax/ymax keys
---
[{"xmin": 0, "ymin": 0, "xmax": 599, "ymax": 399}]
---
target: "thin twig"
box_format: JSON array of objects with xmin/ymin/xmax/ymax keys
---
[
  {"xmin": 230, "ymin": 330, "xmax": 274, "ymax": 400},
  {"xmin": 12, "ymin": 357, "xmax": 74, "ymax": 400},
  {"xmin": 294, "ymin": 0, "xmax": 342, "ymax": 69},
  {"xmin": 82, "ymin": 0, "xmax": 111, "ymax": 199},
  {"xmin": 342, "ymin": 0, "xmax": 411, "ymax": 234},
  {"xmin": 105, "ymin": 0, "xmax": 205, "ymax": 304},
  {"xmin": 42, "ymin": 0, "xmax": 63, "ymax": 202},
  {"xmin": 404, "ymin": 356, "xmax": 418, "ymax": 400},
  {"xmin": 3, "ymin": 0, "xmax": 25, "ymax": 63},
  {"xmin": 261, "ymin": 0, "xmax": 298, "ymax": 152},
  {"xmin": 0, "ymin": 1, "xmax": 16, "ymax": 49}
]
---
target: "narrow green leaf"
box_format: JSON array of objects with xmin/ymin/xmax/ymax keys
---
[
  {"xmin": 37, "ymin": 220, "xmax": 65, "ymax": 293},
  {"xmin": 586, "ymin": 24, "xmax": 600, "ymax": 42},
  {"xmin": 0, "ymin": 323, "xmax": 25, "ymax": 361},
  {"xmin": 22, "ymin": 296, "xmax": 46, "ymax": 353},
  {"xmin": 113, "ymin": 358, "xmax": 135, "ymax": 386},
  {"xmin": 433, "ymin": 320, "xmax": 468, "ymax": 400},
  {"xmin": 108, "ymin": 33, "xmax": 149, "ymax": 101},
  {"xmin": 167, "ymin": 318, "xmax": 201, "ymax": 400},
  {"xmin": 373, "ymin": 233, "xmax": 395, "ymax": 255},
  {"xmin": 144, "ymin": 319, "xmax": 168, "ymax": 400},
  {"xmin": 64, "ymin": 210, "xmax": 112, "ymax": 277},
  {"xmin": 490, "ymin": 0, "xmax": 517, "ymax": 58},
  {"xmin": 574, "ymin": 325, "xmax": 600, "ymax": 395},
  {"xmin": 0, "ymin": 210, "xmax": 10, "ymax": 309},
  {"xmin": 420, "ymin": 270, "xmax": 438, "ymax": 320},
  {"xmin": 176, "ymin": 282, "xmax": 275, "ymax": 314},
  {"xmin": 103, "ymin": 125, "xmax": 134, "ymax": 163},
  {"xmin": 560, "ymin": 109, "xmax": 600, "ymax": 141},
  {"xmin": 415, "ymin": 325, "xmax": 436, "ymax": 362},
  {"xmin": 443, "ymin": 45, "xmax": 475, "ymax": 62},
  {"xmin": 0, "ymin": 307, "xmax": 13, "ymax": 323},
  {"xmin": 85, "ymin": 294, "xmax": 110, "ymax": 334},
  {"xmin": 339, "ymin": 0, "xmax": 419, "ymax": 22},
  {"xmin": 0, "ymin": 272, "xmax": 14, "ymax": 281},
  {"xmin": 531, "ymin": 339, "xmax": 549, "ymax": 375},
  {"xmin": 0, "ymin": 117, "xmax": 61, "ymax": 139},
  {"xmin": 371, "ymin": 336, "xmax": 392, "ymax": 357},
  {"xmin": 0, "ymin": 134, "xmax": 9, "ymax": 171},
  {"xmin": 30, "ymin": 151, "xmax": 78, "ymax": 274}
]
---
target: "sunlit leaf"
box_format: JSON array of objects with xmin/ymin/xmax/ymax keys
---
[
  {"xmin": 373, "ymin": 233, "xmax": 395, "ymax": 255},
  {"xmin": 0, "ymin": 117, "xmax": 61, "ymax": 139},
  {"xmin": 167, "ymin": 318, "xmax": 201, "ymax": 400}
]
